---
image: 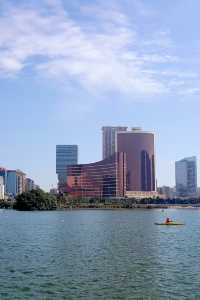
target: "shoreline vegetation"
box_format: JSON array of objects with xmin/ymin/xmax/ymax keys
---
[{"xmin": 1, "ymin": 189, "xmax": 200, "ymax": 211}]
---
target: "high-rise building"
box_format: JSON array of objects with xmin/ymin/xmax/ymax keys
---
[
  {"xmin": 0, "ymin": 176, "xmax": 5, "ymax": 200},
  {"xmin": 0, "ymin": 167, "xmax": 7, "ymax": 188},
  {"xmin": 66, "ymin": 152, "xmax": 126, "ymax": 198},
  {"xmin": 102, "ymin": 126, "xmax": 127, "ymax": 159},
  {"xmin": 6, "ymin": 170, "xmax": 26, "ymax": 197},
  {"xmin": 117, "ymin": 128, "xmax": 156, "ymax": 195},
  {"xmin": 18, "ymin": 170, "xmax": 26, "ymax": 193},
  {"xmin": 175, "ymin": 156, "xmax": 197, "ymax": 197},
  {"xmin": 25, "ymin": 178, "xmax": 35, "ymax": 192},
  {"xmin": 56, "ymin": 145, "xmax": 78, "ymax": 192}
]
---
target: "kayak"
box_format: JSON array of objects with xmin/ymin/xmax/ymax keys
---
[{"xmin": 155, "ymin": 222, "xmax": 185, "ymax": 226}]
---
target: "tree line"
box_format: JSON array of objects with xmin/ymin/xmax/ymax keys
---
[{"xmin": 1, "ymin": 190, "xmax": 200, "ymax": 211}]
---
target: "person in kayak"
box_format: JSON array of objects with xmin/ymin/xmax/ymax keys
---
[{"xmin": 165, "ymin": 217, "xmax": 172, "ymax": 223}]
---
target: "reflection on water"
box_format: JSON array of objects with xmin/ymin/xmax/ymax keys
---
[{"xmin": 0, "ymin": 209, "xmax": 200, "ymax": 299}]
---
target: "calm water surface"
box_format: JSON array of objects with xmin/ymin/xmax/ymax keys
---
[{"xmin": 0, "ymin": 209, "xmax": 200, "ymax": 299}]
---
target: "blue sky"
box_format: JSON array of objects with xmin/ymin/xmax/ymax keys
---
[{"xmin": 0, "ymin": 0, "xmax": 200, "ymax": 190}]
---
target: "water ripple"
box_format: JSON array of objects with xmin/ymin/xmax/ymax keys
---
[{"xmin": 0, "ymin": 209, "xmax": 200, "ymax": 299}]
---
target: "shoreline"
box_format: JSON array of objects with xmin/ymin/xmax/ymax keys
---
[
  {"xmin": 56, "ymin": 204, "xmax": 200, "ymax": 210},
  {"xmin": 2, "ymin": 202, "xmax": 200, "ymax": 211}
]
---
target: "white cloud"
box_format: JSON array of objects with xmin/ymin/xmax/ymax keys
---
[
  {"xmin": 142, "ymin": 31, "xmax": 174, "ymax": 49},
  {"xmin": 178, "ymin": 87, "xmax": 200, "ymax": 96},
  {"xmin": 0, "ymin": 0, "xmax": 198, "ymax": 96},
  {"xmin": 0, "ymin": 56, "xmax": 23, "ymax": 73}
]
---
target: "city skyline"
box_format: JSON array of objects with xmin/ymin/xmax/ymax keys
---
[
  {"xmin": 0, "ymin": 124, "xmax": 199, "ymax": 191},
  {"xmin": 1, "ymin": 0, "xmax": 200, "ymax": 190}
]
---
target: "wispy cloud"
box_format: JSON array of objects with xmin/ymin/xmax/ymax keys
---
[{"xmin": 0, "ymin": 0, "xmax": 199, "ymax": 96}]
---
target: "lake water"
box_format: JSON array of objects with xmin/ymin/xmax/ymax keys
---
[{"xmin": 0, "ymin": 209, "xmax": 200, "ymax": 299}]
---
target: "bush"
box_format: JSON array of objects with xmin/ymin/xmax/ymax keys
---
[
  {"xmin": 0, "ymin": 200, "xmax": 13, "ymax": 209},
  {"xmin": 14, "ymin": 189, "xmax": 57, "ymax": 211}
]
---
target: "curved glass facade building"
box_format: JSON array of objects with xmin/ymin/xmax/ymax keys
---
[
  {"xmin": 66, "ymin": 153, "xmax": 126, "ymax": 198},
  {"xmin": 117, "ymin": 128, "xmax": 155, "ymax": 192}
]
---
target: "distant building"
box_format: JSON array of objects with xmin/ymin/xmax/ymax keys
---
[
  {"xmin": 25, "ymin": 178, "xmax": 35, "ymax": 192},
  {"xmin": 56, "ymin": 145, "xmax": 78, "ymax": 192},
  {"xmin": 50, "ymin": 188, "xmax": 58, "ymax": 195},
  {"xmin": 102, "ymin": 126, "xmax": 127, "ymax": 159},
  {"xmin": 34, "ymin": 185, "xmax": 40, "ymax": 190},
  {"xmin": 0, "ymin": 167, "xmax": 7, "ymax": 189},
  {"xmin": 157, "ymin": 186, "xmax": 175, "ymax": 199},
  {"xmin": 175, "ymin": 156, "xmax": 197, "ymax": 197},
  {"xmin": 197, "ymin": 187, "xmax": 200, "ymax": 197},
  {"xmin": 126, "ymin": 191, "xmax": 158, "ymax": 199},
  {"xmin": 117, "ymin": 128, "xmax": 156, "ymax": 194},
  {"xmin": 6, "ymin": 171, "xmax": 17, "ymax": 196},
  {"xmin": 0, "ymin": 176, "xmax": 5, "ymax": 199},
  {"xmin": 66, "ymin": 153, "xmax": 126, "ymax": 198},
  {"xmin": 7, "ymin": 170, "xmax": 26, "ymax": 197},
  {"xmin": 17, "ymin": 170, "xmax": 26, "ymax": 194}
]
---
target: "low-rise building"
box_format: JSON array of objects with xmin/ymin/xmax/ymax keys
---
[
  {"xmin": 126, "ymin": 191, "xmax": 158, "ymax": 199},
  {"xmin": 157, "ymin": 186, "xmax": 175, "ymax": 199},
  {"xmin": 50, "ymin": 188, "xmax": 58, "ymax": 195}
]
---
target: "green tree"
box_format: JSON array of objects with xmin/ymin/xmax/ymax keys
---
[{"xmin": 14, "ymin": 189, "xmax": 57, "ymax": 211}]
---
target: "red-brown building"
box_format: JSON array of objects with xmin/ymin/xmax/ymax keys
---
[
  {"xmin": 66, "ymin": 152, "xmax": 126, "ymax": 198},
  {"xmin": 117, "ymin": 128, "xmax": 155, "ymax": 192}
]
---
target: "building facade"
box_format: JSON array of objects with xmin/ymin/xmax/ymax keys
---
[
  {"xmin": 0, "ymin": 176, "xmax": 5, "ymax": 200},
  {"xmin": 157, "ymin": 186, "xmax": 175, "ymax": 199},
  {"xmin": 66, "ymin": 152, "xmax": 126, "ymax": 198},
  {"xmin": 0, "ymin": 168, "xmax": 7, "ymax": 189},
  {"xmin": 102, "ymin": 126, "xmax": 127, "ymax": 159},
  {"xmin": 6, "ymin": 170, "xmax": 26, "ymax": 197},
  {"xmin": 25, "ymin": 178, "xmax": 35, "ymax": 192},
  {"xmin": 175, "ymin": 156, "xmax": 197, "ymax": 197},
  {"xmin": 50, "ymin": 188, "xmax": 58, "ymax": 195},
  {"xmin": 56, "ymin": 145, "xmax": 78, "ymax": 192},
  {"xmin": 117, "ymin": 128, "xmax": 156, "ymax": 194}
]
